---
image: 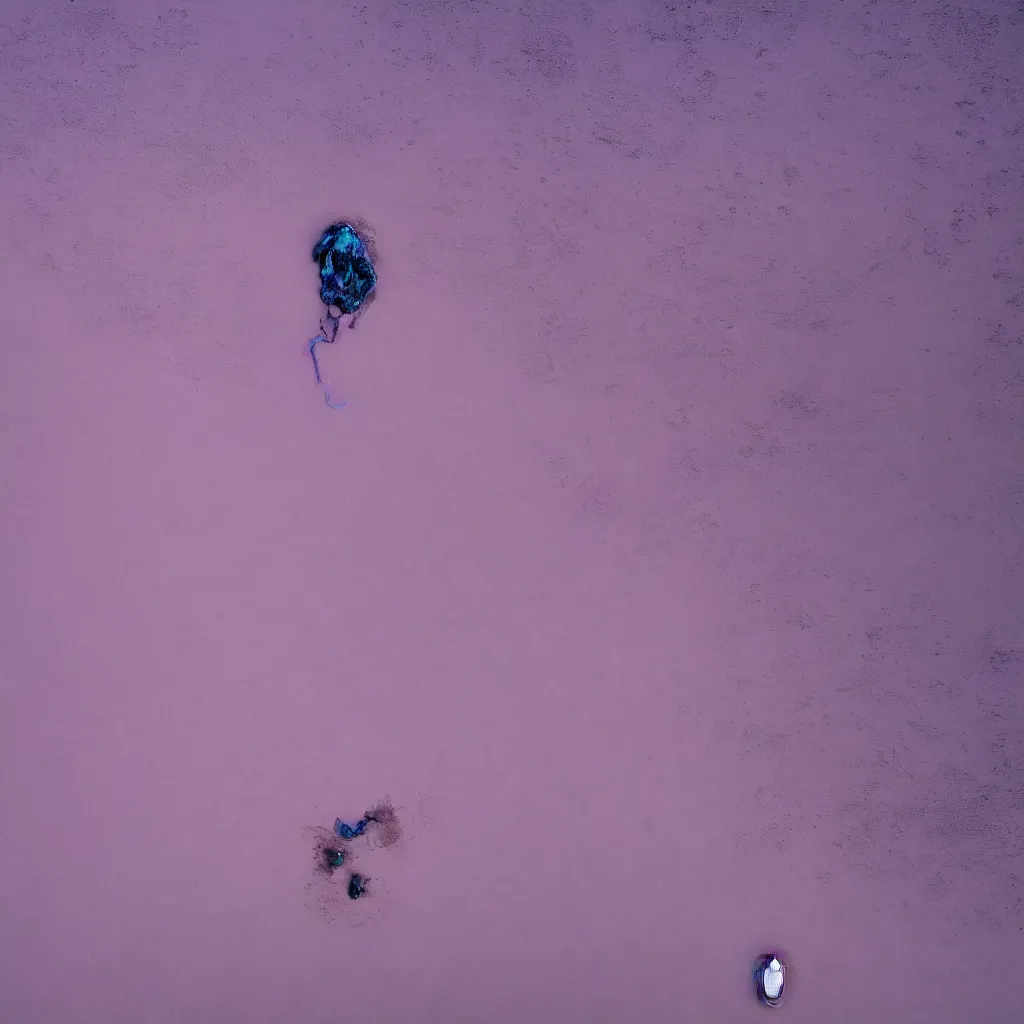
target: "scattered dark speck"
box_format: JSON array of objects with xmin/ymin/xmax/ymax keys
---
[
  {"xmin": 367, "ymin": 800, "xmax": 403, "ymax": 848},
  {"xmin": 775, "ymin": 391, "xmax": 821, "ymax": 418},
  {"xmin": 989, "ymin": 649, "xmax": 1015, "ymax": 671}
]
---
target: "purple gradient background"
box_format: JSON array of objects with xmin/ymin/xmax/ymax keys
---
[{"xmin": 1, "ymin": 0, "xmax": 1022, "ymax": 1020}]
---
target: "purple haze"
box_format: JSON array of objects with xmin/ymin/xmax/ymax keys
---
[{"xmin": 1, "ymin": 0, "xmax": 1022, "ymax": 1021}]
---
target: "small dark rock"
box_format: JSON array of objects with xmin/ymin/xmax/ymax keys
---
[{"xmin": 347, "ymin": 873, "xmax": 369, "ymax": 900}]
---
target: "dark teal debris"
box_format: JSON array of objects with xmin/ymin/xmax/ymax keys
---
[{"xmin": 307, "ymin": 222, "xmax": 377, "ymax": 409}]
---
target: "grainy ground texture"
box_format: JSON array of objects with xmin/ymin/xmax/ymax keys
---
[{"xmin": 1, "ymin": 0, "xmax": 1022, "ymax": 1021}]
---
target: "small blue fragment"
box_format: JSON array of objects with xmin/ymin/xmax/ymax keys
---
[{"xmin": 334, "ymin": 817, "xmax": 371, "ymax": 839}]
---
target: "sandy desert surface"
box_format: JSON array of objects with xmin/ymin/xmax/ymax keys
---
[{"xmin": 1, "ymin": 1, "xmax": 1022, "ymax": 1020}]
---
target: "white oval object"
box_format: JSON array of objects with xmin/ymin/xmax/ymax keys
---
[{"xmin": 762, "ymin": 959, "xmax": 784, "ymax": 1000}]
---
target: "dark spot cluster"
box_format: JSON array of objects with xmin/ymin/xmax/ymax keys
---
[
  {"xmin": 366, "ymin": 801, "xmax": 403, "ymax": 849},
  {"xmin": 309, "ymin": 800, "xmax": 402, "ymax": 904}
]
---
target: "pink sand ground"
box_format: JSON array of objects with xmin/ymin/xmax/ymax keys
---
[{"xmin": 1, "ymin": 1, "xmax": 1022, "ymax": 1021}]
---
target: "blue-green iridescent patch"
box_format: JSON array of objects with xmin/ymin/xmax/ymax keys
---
[{"xmin": 308, "ymin": 222, "xmax": 377, "ymax": 409}]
